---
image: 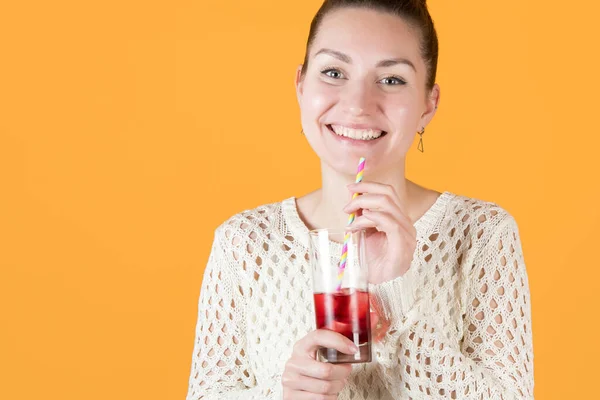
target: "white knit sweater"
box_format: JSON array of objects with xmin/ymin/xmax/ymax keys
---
[{"xmin": 186, "ymin": 192, "xmax": 534, "ymax": 399}]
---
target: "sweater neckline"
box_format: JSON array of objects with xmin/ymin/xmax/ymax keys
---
[{"xmin": 281, "ymin": 191, "xmax": 454, "ymax": 247}]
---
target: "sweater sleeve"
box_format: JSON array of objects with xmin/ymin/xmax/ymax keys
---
[
  {"xmin": 370, "ymin": 215, "xmax": 534, "ymax": 399},
  {"xmin": 185, "ymin": 229, "xmax": 282, "ymax": 400}
]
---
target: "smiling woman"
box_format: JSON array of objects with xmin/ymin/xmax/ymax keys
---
[
  {"xmin": 295, "ymin": 1, "xmax": 439, "ymax": 179},
  {"xmin": 185, "ymin": 1, "xmax": 534, "ymax": 399}
]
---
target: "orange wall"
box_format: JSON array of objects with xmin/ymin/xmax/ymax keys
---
[{"xmin": 1, "ymin": 1, "xmax": 598, "ymax": 398}]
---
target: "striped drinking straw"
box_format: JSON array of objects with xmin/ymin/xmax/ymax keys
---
[{"xmin": 336, "ymin": 157, "xmax": 366, "ymax": 291}]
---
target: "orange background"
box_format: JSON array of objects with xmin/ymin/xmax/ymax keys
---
[{"xmin": 1, "ymin": 1, "xmax": 598, "ymax": 398}]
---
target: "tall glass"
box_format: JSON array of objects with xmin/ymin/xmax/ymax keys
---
[{"xmin": 309, "ymin": 228, "xmax": 372, "ymax": 363}]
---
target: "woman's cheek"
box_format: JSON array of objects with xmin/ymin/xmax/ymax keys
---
[
  {"xmin": 386, "ymin": 98, "xmax": 419, "ymax": 128},
  {"xmin": 303, "ymin": 80, "xmax": 338, "ymax": 112}
]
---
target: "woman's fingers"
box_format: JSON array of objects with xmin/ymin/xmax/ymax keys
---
[
  {"xmin": 349, "ymin": 211, "xmax": 415, "ymax": 239},
  {"xmin": 344, "ymin": 193, "xmax": 403, "ymax": 217},
  {"xmin": 344, "ymin": 194, "xmax": 415, "ymax": 234},
  {"xmin": 283, "ymin": 330, "xmax": 354, "ymax": 399},
  {"xmin": 282, "ymin": 371, "xmax": 347, "ymax": 394},
  {"xmin": 362, "ymin": 209, "xmax": 416, "ymax": 237},
  {"xmin": 347, "ymin": 181, "xmax": 402, "ymax": 203},
  {"xmin": 293, "ymin": 329, "xmax": 358, "ymax": 358},
  {"xmin": 347, "ymin": 214, "xmax": 380, "ymax": 231},
  {"xmin": 284, "ymin": 391, "xmax": 338, "ymax": 400},
  {"xmin": 286, "ymin": 356, "xmax": 352, "ymax": 381}
]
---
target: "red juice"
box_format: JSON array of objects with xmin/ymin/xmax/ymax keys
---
[{"xmin": 313, "ymin": 288, "xmax": 372, "ymax": 363}]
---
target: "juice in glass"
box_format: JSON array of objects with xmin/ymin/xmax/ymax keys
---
[
  {"xmin": 313, "ymin": 288, "xmax": 371, "ymax": 363},
  {"xmin": 309, "ymin": 228, "xmax": 372, "ymax": 363}
]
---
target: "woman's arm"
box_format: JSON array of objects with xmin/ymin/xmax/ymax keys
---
[
  {"xmin": 372, "ymin": 216, "xmax": 534, "ymax": 399},
  {"xmin": 185, "ymin": 229, "xmax": 281, "ymax": 400}
]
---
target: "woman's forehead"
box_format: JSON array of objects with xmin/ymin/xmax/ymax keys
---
[{"xmin": 311, "ymin": 8, "xmax": 422, "ymax": 65}]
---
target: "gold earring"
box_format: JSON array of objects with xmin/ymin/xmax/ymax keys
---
[{"xmin": 417, "ymin": 127, "xmax": 425, "ymax": 153}]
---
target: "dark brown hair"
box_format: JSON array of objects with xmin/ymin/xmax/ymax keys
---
[{"xmin": 300, "ymin": 0, "xmax": 439, "ymax": 91}]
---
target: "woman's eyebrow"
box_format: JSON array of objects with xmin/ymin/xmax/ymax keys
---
[{"xmin": 314, "ymin": 48, "xmax": 416, "ymax": 72}]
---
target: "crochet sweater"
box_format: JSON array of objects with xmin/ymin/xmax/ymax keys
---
[{"xmin": 186, "ymin": 192, "xmax": 534, "ymax": 399}]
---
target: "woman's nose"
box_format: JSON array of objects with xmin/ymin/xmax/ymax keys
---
[
  {"xmin": 342, "ymin": 83, "xmax": 377, "ymax": 117},
  {"xmin": 348, "ymin": 106, "xmax": 365, "ymax": 116}
]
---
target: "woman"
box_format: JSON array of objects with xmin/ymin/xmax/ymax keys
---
[{"xmin": 186, "ymin": 0, "xmax": 534, "ymax": 399}]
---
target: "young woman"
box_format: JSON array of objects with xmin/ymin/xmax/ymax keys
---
[{"xmin": 186, "ymin": 1, "xmax": 534, "ymax": 399}]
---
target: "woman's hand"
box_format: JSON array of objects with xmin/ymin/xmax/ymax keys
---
[
  {"xmin": 282, "ymin": 330, "xmax": 355, "ymax": 399},
  {"xmin": 344, "ymin": 181, "xmax": 417, "ymax": 285}
]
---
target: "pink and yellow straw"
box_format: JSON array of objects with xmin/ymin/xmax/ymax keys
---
[{"xmin": 336, "ymin": 157, "xmax": 366, "ymax": 291}]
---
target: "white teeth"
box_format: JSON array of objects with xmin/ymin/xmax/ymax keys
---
[{"xmin": 330, "ymin": 125, "xmax": 383, "ymax": 140}]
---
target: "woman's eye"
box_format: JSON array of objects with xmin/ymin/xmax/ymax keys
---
[
  {"xmin": 321, "ymin": 69, "xmax": 405, "ymax": 85},
  {"xmin": 322, "ymin": 69, "xmax": 344, "ymax": 79},
  {"xmin": 380, "ymin": 77, "xmax": 406, "ymax": 86}
]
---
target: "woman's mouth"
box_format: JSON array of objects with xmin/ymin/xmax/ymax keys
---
[{"xmin": 326, "ymin": 124, "xmax": 388, "ymax": 141}]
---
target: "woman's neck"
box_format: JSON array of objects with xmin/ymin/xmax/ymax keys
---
[{"xmin": 297, "ymin": 160, "xmax": 431, "ymax": 231}]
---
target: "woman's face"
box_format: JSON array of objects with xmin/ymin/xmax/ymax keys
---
[{"xmin": 296, "ymin": 7, "xmax": 439, "ymax": 175}]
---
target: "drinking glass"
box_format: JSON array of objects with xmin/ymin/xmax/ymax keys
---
[{"xmin": 309, "ymin": 228, "xmax": 372, "ymax": 363}]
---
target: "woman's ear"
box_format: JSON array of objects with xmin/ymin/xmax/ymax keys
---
[
  {"xmin": 295, "ymin": 64, "xmax": 304, "ymax": 105},
  {"xmin": 420, "ymin": 83, "xmax": 440, "ymax": 128}
]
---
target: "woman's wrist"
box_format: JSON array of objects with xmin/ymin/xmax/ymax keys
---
[{"xmin": 369, "ymin": 266, "xmax": 419, "ymax": 325}]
